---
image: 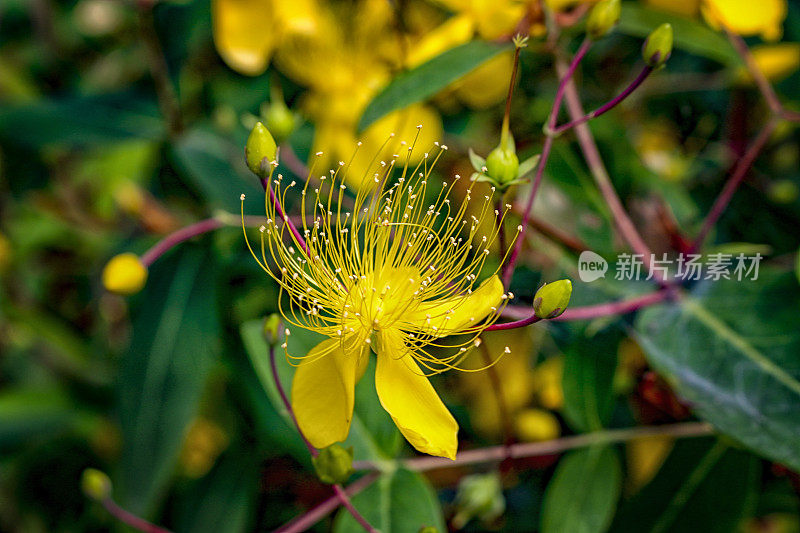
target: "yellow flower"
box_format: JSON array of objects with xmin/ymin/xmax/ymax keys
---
[
  {"xmin": 212, "ymin": 0, "xmax": 319, "ymax": 75},
  {"xmin": 702, "ymin": 0, "xmax": 787, "ymax": 41},
  {"xmin": 245, "ymin": 140, "xmax": 519, "ymax": 459},
  {"xmin": 643, "ymin": 0, "xmax": 700, "ymax": 17},
  {"xmin": 274, "ymin": 1, "xmax": 443, "ymax": 189},
  {"xmin": 738, "ymin": 43, "xmax": 800, "ymax": 83}
]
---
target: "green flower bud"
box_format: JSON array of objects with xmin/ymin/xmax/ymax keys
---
[
  {"xmin": 533, "ymin": 279, "xmax": 572, "ymax": 319},
  {"xmin": 245, "ymin": 121, "xmax": 277, "ymax": 177},
  {"xmin": 262, "ymin": 101, "xmax": 296, "ymax": 144},
  {"xmin": 452, "ymin": 473, "xmax": 505, "ymax": 529},
  {"xmin": 312, "ymin": 443, "xmax": 353, "ymax": 484},
  {"xmin": 642, "ymin": 23, "xmax": 673, "ymax": 68},
  {"xmin": 263, "ymin": 314, "xmax": 281, "ymax": 345},
  {"xmin": 586, "ymin": 0, "xmax": 621, "ymax": 40},
  {"xmin": 418, "ymin": 528, "xmax": 439, "ymax": 533},
  {"xmin": 485, "ymin": 145, "xmax": 519, "ymax": 187},
  {"xmin": 81, "ymin": 468, "xmax": 112, "ymax": 501}
]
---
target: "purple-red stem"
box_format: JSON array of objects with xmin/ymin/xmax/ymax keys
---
[
  {"xmin": 689, "ymin": 119, "xmax": 777, "ymax": 253},
  {"xmin": 102, "ymin": 498, "xmax": 172, "ymax": 533},
  {"xmin": 502, "ymin": 37, "xmax": 592, "ymax": 287},
  {"xmin": 267, "ymin": 343, "xmax": 377, "ymax": 533},
  {"xmin": 552, "ymin": 65, "xmax": 654, "ymax": 135},
  {"xmin": 497, "ymin": 288, "xmax": 671, "ymax": 324},
  {"xmin": 556, "ymin": 55, "xmax": 662, "ymax": 283},
  {"xmin": 274, "ymin": 473, "xmax": 381, "ymax": 533},
  {"xmin": 140, "ymin": 218, "xmax": 223, "ymax": 267}
]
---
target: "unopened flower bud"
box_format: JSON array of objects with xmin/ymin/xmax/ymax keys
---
[
  {"xmin": 102, "ymin": 253, "xmax": 148, "ymax": 295},
  {"xmin": 485, "ymin": 144, "xmax": 519, "ymax": 187},
  {"xmin": 263, "ymin": 314, "xmax": 281, "ymax": 345},
  {"xmin": 312, "ymin": 443, "xmax": 353, "ymax": 484},
  {"xmin": 418, "ymin": 528, "xmax": 439, "ymax": 533},
  {"xmin": 515, "ymin": 408, "xmax": 561, "ymax": 442},
  {"xmin": 533, "ymin": 279, "xmax": 572, "ymax": 319},
  {"xmin": 262, "ymin": 101, "xmax": 296, "ymax": 144},
  {"xmin": 452, "ymin": 473, "xmax": 505, "ymax": 529},
  {"xmin": 81, "ymin": 468, "xmax": 112, "ymax": 501},
  {"xmin": 643, "ymin": 23, "xmax": 673, "ymax": 67},
  {"xmin": 245, "ymin": 121, "xmax": 277, "ymax": 177},
  {"xmin": 586, "ymin": 0, "xmax": 621, "ymax": 40}
]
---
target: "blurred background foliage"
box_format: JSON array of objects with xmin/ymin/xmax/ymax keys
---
[{"xmin": 1, "ymin": 0, "xmax": 800, "ymax": 531}]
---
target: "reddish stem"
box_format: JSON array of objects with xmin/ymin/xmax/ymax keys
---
[
  {"xmin": 267, "ymin": 342, "xmax": 377, "ymax": 533},
  {"xmin": 261, "ymin": 177, "xmax": 309, "ymax": 255},
  {"xmin": 273, "ymin": 473, "xmax": 380, "ymax": 533},
  {"xmin": 688, "ymin": 118, "xmax": 777, "ymax": 253},
  {"xmin": 500, "ymin": 289, "xmax": 671, "ymax": 323},
  {"xmin": 140, "ymin": 218, "xmax": 224, "ymax": 267},
  {"xmin": 503, "ymin": 37, "xmax": 592, "ymax": 287},
  {"xmin": 553, "ymin": 65, "xmax": 654, "ymax": 135},
  {"xmin": 102, "ymin": 498, "xmax": 172, "ymax": 533}
]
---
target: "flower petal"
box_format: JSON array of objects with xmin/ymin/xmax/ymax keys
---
[
  {"xmin": 291, "ymin": 336, "xmax": 367, "ymax": 449},
  {"xmin": 212, "ymin": 0, "xmax": 275, "ymax": 76},
  {"xmin": 375, "ymin": 329, "xmax": 458, "ymax": 459},
  {"xmin": 404, "ymin": 275, "xmax": 504, "ymax": 336}
]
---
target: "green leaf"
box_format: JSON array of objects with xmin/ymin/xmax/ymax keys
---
[
  {"xmin": 612, "ymin": 438, "xmax": 759, "ymax": 533},
  {"xmin": 170, "ymin": 126, "xmax": 263, "ymax": 213},
  {"xmin": 358, "ymin": 41, "xmax": 513, "ymax": 131},
  {"xmin": 0, "ymin": 388, "xmax": 80, "ymax": 452},
  {"xmin": 468, "ymin": 147, "xmax": 486, "ymax": 172},
  {"xmin": 516, "ymin": 153, "xmax": 541, "ymax": 178},
  {"xmin": 333, "ymin": 469, "xmax": 446, "ymax": 533},
  {"xmin": 0, "ymin": 93, "xmax": 164, "ymax": 147},
  {"xmin": 541, "ymin": 446, "xmax": 622, "ymax": 533},
  {"xmin": 618, "ymin": 4, "xmax": 739, "ymax": 66},
  {"xmin": 116, "ymin": 245, "xmax": 220, "ymax": 517},
  {"xmin": 562, "ymin": 329, "xmax": 620, "ymax": 432},
  {"xmin": 240, "ymin": 320, "xmax": 401, "ymax": 462},
  {"xmin": 175, "ymin": 449, "xmax": 258, "ymax": 533},
  {"xmin": 635, "ymin": 270, "xmax": 800, "ymax": 471}
]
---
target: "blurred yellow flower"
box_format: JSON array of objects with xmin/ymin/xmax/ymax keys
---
[
  {"xmin": 626, "ymin": 435, "xmax": 673, "ymax": 492},
  {"xmin": 270, "ymin": 1, "xmax": 444, "ymax": 189},
  {"xmin": 179, "ymin": 418, "xmax": 230, "ymax": 478},
  {"xmin": 248, "ymin": 142, "xmax": 515, "ymax": 459},
  {"xmin": 102, "ymin": 253, "xmax": 148, "ymax": 295},
  {"xmin": 515, "ymin": 408, "xmax": 561, "ymax": 442},
  {"xmin": 533, "ymin": 355, "xmax": 564, "ymax": 411},
  {"xmin": 643, "ymin": 0, "xmax": 700, "ymax": 17},
  {"xmin": 212, "ymin": 0, "xmax": 319, "ymax": 75},
  {"xmin": 702, "ymin": 0, "xmax": 787, "ymax": 41},
  {"xmin": 738, "ymin": 43, "xmax": 800, "ymax": 83}
]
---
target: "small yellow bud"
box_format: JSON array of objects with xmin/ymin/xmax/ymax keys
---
[
  {"xmin": 418, "ymin": 527, "xmax": 439, "ymax": 533},
  {"xmin": 312, "ymin": 443, "xmax": 353, "ymax": 484},
  {"xmin": 485, "ymin": 145, "xmax": 519, "ymax": 187},
  {"xmin": 102, "ymin": 253, "xmax": 148, "ymax": 295},
  {"xmin": 515, "ymin": 408, "xmax": 561, "ymax": 442},
  {"xmin": 643, "ymin": 23, "xmax": 673, "ymax": 68},
  {"xmin": 262, "ymin": 101, "xmax": 296, "ymax": 144},
  {"xmin": 245, "ymin": 121, "xmax": 277, "ymax": 177},
  {"xmin": 263, "ymin": 314, "xmax": 281, "ymax": 345},
  {"xmin": 533, "ymin": 279, "xmax": 572, "ymax": 319},
  {"xmin": 586, "ymin": 0, "xmax": 621, "ymax": 40},
  {"xmin": 81, "ymin": 468, "xmax": 112, "ymax": 501}
]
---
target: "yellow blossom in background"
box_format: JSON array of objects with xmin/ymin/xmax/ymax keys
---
[
  {"xmin": 274, "ymin": 0, "xmax": 443, "ymax": 189},
  {"xmin": 179, "ymin": 418, "xmax": 230, "ymax": 478},
  {"xmin": 737, "ymin": 43, "xmax": 800, "ymax": 84},
  {"xmin": 643, "ymin": 0, "xmax": 700, "ymax": 17},
  {"xmin": 702, "ymin": 0, "xmax": 787, "ymax": 41},
  {"xmin": 626, "ymin": 435, "xmax": 674, "ymax": 493},
  {"xmin": 212, "ymin": 0, "xmax": 319, "ymax": 75},
  {"xmin": 458, "ymin": 329, "xmax": 536, "ymax": 437},
  {"xmin": 515, "ymin": 408, "xmax": 560, "ymax": 442},
  {"xmin": 532, "ymin": 355, "xmax": 564, "ymax": 411},
  {"xmin": 246, "ymin": 141, "xmax": 517, "ymax": 459}
]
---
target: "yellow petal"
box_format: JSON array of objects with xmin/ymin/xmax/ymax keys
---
[
  {"xmin": 375, "ymin": 329, "xmax": 458, "ymax": 459},
  {"xmin": 291, "ymin": 336, "xmax": 368, "ymax": 448},
  {"xmin": 404, "ymin": 275, "xmax": 504, "ymax": 336},
  {"xmin": 737, "ymin": 43, "xmax": 800, "ymax": 84},
  {"xmin": 212, "ymin": 0, "xmax": 275, "ymax": 75},
  {"xmin": 406, "ymin": 14, "xmax": 474, "ymax": 68},
  {"xmin": 453, "ymin": 50, "xmax": 515, "ymax": 109},
  {"xmin": 702, "ymin": 0, "xmax": 787, "ymax": 41}
]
